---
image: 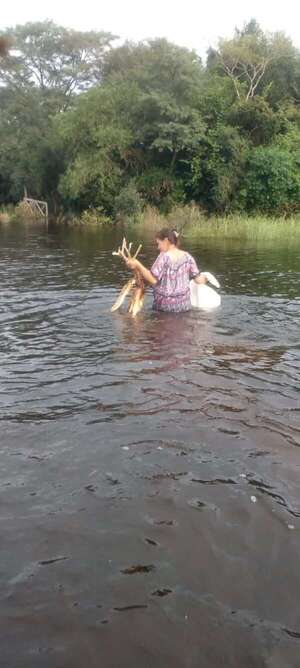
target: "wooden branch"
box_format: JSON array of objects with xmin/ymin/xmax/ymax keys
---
[{"xmin": 112, "ymin": 238, "xmax": 142, "ymax": 262}]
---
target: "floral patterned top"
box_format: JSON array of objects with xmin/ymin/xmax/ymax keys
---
[{"xmin": 151, "ymin": 251, "xmax": 200, "ymax": 312}]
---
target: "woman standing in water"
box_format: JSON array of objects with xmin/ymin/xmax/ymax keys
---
[{"xmin": 125, "ymin": 228, "xmax": 207, "ymax": 313}]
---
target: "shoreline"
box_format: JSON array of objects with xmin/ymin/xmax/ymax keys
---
[{"xmin": 1, "ymin": 204, "xmax": 300, "ymax": 242}]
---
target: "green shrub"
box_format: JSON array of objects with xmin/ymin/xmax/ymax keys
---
[
  {"xmin": 113, "ymin": 182, "xmax": 144, "ymax": 222},
  {"xmin": 80, "ymin": 206, "xmax": 111, "ymax": 225},
  {"xmin": 241, "ymin": 146, "xmax": 300, "ymax": 214}
]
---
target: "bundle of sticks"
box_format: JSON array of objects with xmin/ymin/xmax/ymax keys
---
[{"xmin": 111, "ymin": 238, "xmax": 145, "ymax": 317}]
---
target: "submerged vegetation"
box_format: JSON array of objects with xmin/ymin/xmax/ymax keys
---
[{"xmin": 0, "ymin": 19, "xmax": 299, "ymax": 230}]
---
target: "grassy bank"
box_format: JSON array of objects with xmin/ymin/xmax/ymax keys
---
[
  {"xmin": 127, "ymin": 205, "xmax": 300, "ymax": 242},
  {"xmin": 2, "ymin": 202, "xmax": 300, "ymax": 242},
  {"xmin": 0, "ymin": 204, "xmax": 16, "ymax": 223},
  {"xmin": 0, "ymin": 203, "xmax": 45, "ymax": 223}
]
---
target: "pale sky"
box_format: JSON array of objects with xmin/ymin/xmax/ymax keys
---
[{"xmin": 1, "ymin": 0, "xmax": 299, "ymax": 58}]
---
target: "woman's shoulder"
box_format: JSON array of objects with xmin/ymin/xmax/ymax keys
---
[
  {"xmin": 174, "ymin": 250, "xmax": 194, "ymax": 264},
  {"xmin": 183, "ymin": 251, "xmax": 199, "ymax": 266},
  {"xmin": 152, "ymin": 251, "xmax": 168, "ymax": 268},
  {"xmin": 156, "ymin": 251, "xmax": 168, "ymax": 262},
  {"xmin": 165, "ymin": 250, "xmax": 192, "ymax": 269},
  {"xmin": 167, "ymin": 249, "xmax": 189, "ymax": 260},
  {"xmin": 174, "ymin": 249, "xmax": 192, "ymax": 258}
]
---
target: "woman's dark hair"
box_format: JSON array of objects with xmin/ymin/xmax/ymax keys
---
[{"xmin": 156, "ymin": 228, "xmax": 179, "ymax": 246}]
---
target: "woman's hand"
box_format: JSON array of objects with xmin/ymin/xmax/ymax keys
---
[
  {"xmin": 125, "ymin": 258, "xmax": 139, "ymax": 271},
  {"xmin": 195, "ymin": 273, "xmax": 207, "ymax": 285},
  {"xmin": 126, "ymin": 257, "xmax": 157, "ymax": 286}
]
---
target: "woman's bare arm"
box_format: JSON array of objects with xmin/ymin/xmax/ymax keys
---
[
  {"xmin": 126, "ymin": 258, "xmax": 157, "ymax": 286},
  {"xmin": 194, "ymin": 273, "xmax": 207, "ymax": 285}
]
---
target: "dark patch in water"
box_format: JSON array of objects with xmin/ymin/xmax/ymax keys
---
[
  {"xmin": 188, "ymin": 499, "xmax": 217, "ymax": 512},
  {"xmin": 247, "ymin": 476, "xmax": 273, "ymax": 490},
  {"xmin": 39, "ymin": 557, "xmax": 68, "ymax": 566},
  {"xmin": 152, "ymin": 588, "xmax": 172, "ymax": 597},
  {"xmin": 121, "ymin": 565, "xmax": 155, "ymax": 575},
  {"xmin": 144, "ymin": 538, "xmax": 158, "ymax": 546},
  {"xmin": 190, "ymin": 500, "xmax": 206, "ymax": 509},
  {"xmin": 85, "ymin": 484, "xmax": 97, "ymax": 492},
  {"xmin": 192, "ymin": 477, "xmax": 237, "ymax": 485},
  {"xmin": 283, "ymin": 628, "xmax": 300, "ymax": 639},
  {"xmin": 114, "ymin": 605, "xmax": 148, "ymax": 611},
  {"xmin": 247, "ymin": 477, "xmax": 300, "ymax": 517},
  {"xmin": 143, "ymin": 472, "xmax": 187, "ymax": 481},
  {"xmin": 28, "ymin": 455, "xmax": 44, "ymax": 461},
  {"xmin": 259, "ymin": 488, "xmax": 300, "ymax": 517},
  {"xmin": 106, "ymin": 475, "xmax": 120, "ymax": 486},
  {"xmin": 218, "ymin": 428, "xmax": 240, "ymax": 435}
]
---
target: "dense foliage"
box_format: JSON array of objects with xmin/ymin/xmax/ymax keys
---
[{"xmin": 0, "ymin": 19, "xmax": 299, "ymax": 216}]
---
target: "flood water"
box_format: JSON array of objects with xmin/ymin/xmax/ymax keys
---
[{"xmin": 1, "ymin": 222, "xmax": 300, "ymax": 667}]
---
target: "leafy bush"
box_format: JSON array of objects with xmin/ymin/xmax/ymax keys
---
[
  {"xmin": 241, "ymin": 146, "xmax": 300, "ymax": 214},
  {"xmin": 80, "ymin": 206, "xmax": 111, "ymax": 225},
  {"xmin": 113, "ymin": 182, "xmax": 144, "ymax": 222},
  {"xmin": 136, "ymin": 169, "xmax": 185, "ymax": 212}
]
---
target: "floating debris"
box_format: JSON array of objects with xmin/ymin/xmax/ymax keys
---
[
  {"xmin": 152, "ymin": 588, "xmax": 172, "ymax": 597},
  {"xmin": 283, "ymin": 627, "xmax": 300, "ymax": 639},
  {"xmin": 251, "ymin": 496, "xmax": 257, "ymax": 503},
  {"xmin": 144, "ymin": 538, "xmax": 158, "ymax": 546},
  {"xmin": 188, "ymin": 498, "xmax": 217, "ymax": 511},
  {"xmin": 114, "ymin": 605, "xmax": 148, "ymax": 611},
  {"xmin": 192, "ymin": 477, "xmax": 236, "ymax": 485},
  {"xmin": 39, "ymin": 557, "xmax": 68, "ymax": 566},
  {"xmin": 121, "ymin": 564, "xmax": 155, "ymax": 575}
]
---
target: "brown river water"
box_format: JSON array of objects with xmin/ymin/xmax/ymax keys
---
[{"xmin": 1, "ymin": 222, "xmax": 300, "ymax": 667}]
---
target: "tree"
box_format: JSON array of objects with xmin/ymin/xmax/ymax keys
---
[
  {"xmin": 0, "ymin": 21, "xmax": 116, "ymax": 111},
  {"xmin": 215, "ymin": 21, "xmax": 296, "ymax": 102},
  {"xmin": 0, "ymin": 20, "xmax": 299, "ymax": 217},
  {"xmin": 103, "ymin": 39, "xmax": 206, "ymax": 204},
  {"xmin": 103, "ymin": 38, "xmax": 203, "ymax": 104},
  {"xmin": 0, "ymin": 86, "xmax": 65, "ymax": 204},
  {"xmin": 132, "ymin": 92, "xmax": 206, "ymax": 170},
  {"xmin": 263, "ymin": 48, "xmax": 300, "ymax": 107},
  {"xmin": 0, "ymin": 21, "xmax": 117, "ymax": 206},
  {"xmin": 228, "ymin": 97, "xmax": 285, "ymax": 145},
  {"xmin": 57, "ymin": 82, "xmax": 137, "ymax": 211},
  {"xmin": 189, "ymin": 124, "xmax": 249, "ymax": 212},
  {"xmin": 197, "ymin": 72, "xmax": 236, "ymax": 126}
]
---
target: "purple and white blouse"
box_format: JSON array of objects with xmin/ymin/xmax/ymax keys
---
[{"xmin": 151, "ymin": 251, "xmax": 200, "ymax": 312}]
